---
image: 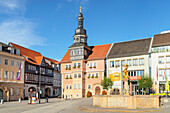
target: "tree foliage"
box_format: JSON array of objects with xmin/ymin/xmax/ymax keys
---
[
  {"xmin": 138, "ymin": 76, "xmax": 153, "ymax": 89},
  {"xmin": 101, "ymin": 77, "xmax": 113, "ymax": 90}
]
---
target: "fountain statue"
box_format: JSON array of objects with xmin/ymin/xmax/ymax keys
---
[{"xmin": 122, "ymin": 64, "xmax": 129, "ymax": 95}]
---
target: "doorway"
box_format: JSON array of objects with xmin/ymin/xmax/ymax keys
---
[
  {"xmin": 95, "ymin": 86, "xmax": 100, "ymax": 95},
  {"xmin": 0, "ymin": 89, "xmax": 3, "ymax": 100}
]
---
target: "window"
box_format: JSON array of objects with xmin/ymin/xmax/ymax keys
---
[
  {"xmin": 88, "ymin": 85, "xmax": 91, "ymax": 89},
  {"xmin": 133, "ymin": 59, "xmax": 138, "ymax": 66},
  {"xmin": 78, "ymin": 84, "xmax": 81, "ymax": 89},
  {"xmin": 121, "ymin": 60, "xmax": 126, "ymax": 66},
  {"xmin": 65, "ymin": 65, "xmax": 68, "ymax": 69},
  {"xmin": 70, "ymin": 85, "xmax": 72, "ymax": 89},
  {"xmin": 167, "ymin": 69, "xmax": 170, "ymax": 77},
  {"xmin": 66, "ymin": 75, "xmax": 68, "ymax": 78},
  {"xmin": 93, "ymin": 63, "xmax": 97, "ymax": 68},
  {"xmin": 10, "ymin": 72, "xmax": 14, "ymax": 79},
  {"xmin": 4, "ymin": 71, "xmax": 8, "ymax": 79},
  {"xmin": 0, "ymin": 57, "xmax": 1, "ymax": 64},
  {"xmin": 73, "ymin": 63, "xmax": 76, "ymax": 68},
  {"xmin": 159, "ymin": 69, "xmax": 164, "ymax": 77},
  {"xmin": 159, "ymin": 56, "xmax": 164, "ymax": 64},
  {"xmin": 11, "ymin": 48, "xmax": 14, "ymax": 54},
  {"xmin": 0, "ymin": 70, "xmax": 1, "ymax": 79},
  {"xmin": 88, "ymin": 73, "xmax": 91, "ymax": 77},
  {"xmin": 110, "ymin": 61, "xmax": 114, "ymax": 67},
  {"xmin": 166, "ymin": 56, "xmax": 170, "ymax": 63},
  {"xmin": 78, "ymin": 73, "xmax": 81, "ymax": 78},
  {"xmin": 0, "ymin": 45, "xmax": 2, "ymax": 51},
  {"xmin": 10, "ymin": 88, "xmax": 14, "ymax": 96},
  {"xmin": 70, "ymin": 75, "xmax": 72, "ymax": 78},
  {"xmin": 115, "ymin": 61, "xmax": 120, "ymax": 67},
  {"xmin": 28, "ymin": 65, "xmax": 36, "ymax": 71},
  {"xmin": 89, "ymin": 63, "xmax": 92, "ymax": 68},
  {"xmin": 96, "ymin": 73, "xmax": 99, "ymax": 77},
  {"xmin": 16, "ymin": 50, "xmax": 20, "ymax": 55},
  {"xmin": 139, "ymin": 58, "xmax": 144, "ymax": 65},
  {"xmin": 66, "ymin": 85, "xmax": 68, "ymax": 89},
  {"xmin": 127, "ymin": 59, "xmax": 132, "ymax": 66},
  {"xmin": 140, "ymin": 70, "xmax": 144, "ymax": 76},
  {"xmin": 74, "ymin": 84, "xmax": 77, "ymax": 89},
  {"xmin": 16, "ymin": 72, "xmax": 20, "ymax": 80},
  {"xmin": 16, "ymin": 88, "xmax": 19, "ymax": 96},
  {"xmin": 78, "ymin": 63, "xmax": 81, "ymax": 68},
  {"xmin": 17, "ymin": 62, "xmax": 20, "ymax": 67},
  {"xmin": 11, "ymin": 60, "xmax": 14, "ymax": 66},
  {"xmin": 74, "ymin": 74, "xmax": 77, "ymax": 78},
  {"xmin": 5, "ymin": 59, "xmax": 8, "ymax": 65},
  {"xmin": 69, "ymin": 64, "xmax": 71, "ymax": 69}
]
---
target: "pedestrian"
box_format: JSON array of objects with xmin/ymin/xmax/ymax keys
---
[{"xmin": 66, "ymin": 95, "xmax": 67, "ymax": 100}]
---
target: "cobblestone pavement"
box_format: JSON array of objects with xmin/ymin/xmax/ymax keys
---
[{"xmin": 0, "ymin": 97, "xmax": 170, "ymax": 113}]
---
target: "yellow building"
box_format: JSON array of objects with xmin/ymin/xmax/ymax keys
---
[{"xmin": 0, "ymin": 42, "xmax": 25, "ymax": 101}]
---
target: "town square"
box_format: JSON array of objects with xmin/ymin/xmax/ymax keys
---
[{"xmin": 1, "ymin": 0, "xmax": 170, "ymax": 113}]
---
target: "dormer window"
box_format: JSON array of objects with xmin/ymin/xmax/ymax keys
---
[
  {"xmin": 16, "ymin": 50, "xmax": 20, "ymax": 55},
  {"xmin": 11, "ymin": 48, "xmax": 14, "ymax": 54}
]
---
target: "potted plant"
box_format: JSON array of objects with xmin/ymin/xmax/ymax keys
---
[
  {"xmin": 93, "ymin": 66, "xmax": 96, "ymax": 68},
  {"xmin": 91, "ymin": 75, "xmax": 94, "ymax": 78},
  {"xmin": 102, "ymin": 90, "xmax": 107, "ymax": 95},
  {"xmin": 65, "ymin": 77, "xmax": 69, "ymax": 79},
  {"xmin": 89, "ymin": 66, "xmax": 92, "ymax": 69},
  {"xmin": 69, "ymin": 77, "xmax": 72, "ymax": 79},
  {"xmin": 77, "ymin": 66, "xmax": 81, "ymax": 68},
  {"xmin": 73, "ymin": 66, "xmax": 76, "ymax": 69},
  {"xmin": 68, "ymin": 67, "xmax": 71, "ymax": 70},
  {"xmin": 95, "ymin": 75, "xmax": 98, "ymax": 78},
  {"xmin": 65, "ymin": 68, "xmax": 68, "ymax": 70},
  {"xmin": 88, "ymin": 76, "xmax": 90, "ymax": 79}
]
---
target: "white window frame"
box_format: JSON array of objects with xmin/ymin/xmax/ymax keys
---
[
  {"xmin": 74, "ymin": 84, "xmax": 77, "ymax": 89},
  {"xmin": 4, "ymin": 71, "xmax": 8, "ymax": 79},
  {"xmin": 139, "ymin": 58, "xmax": 144, "ymax": 65},
  {"xmin": 78, "ymin": 84, "xmax": 81, "ymax": 89},
  {"xmin": 133, "ymin": 59, "xmax": 138, "ymax": 66}
]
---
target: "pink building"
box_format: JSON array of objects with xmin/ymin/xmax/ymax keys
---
[{"xmin": 60, "ymin": 8, "xmax": 111, "ymax": 98}]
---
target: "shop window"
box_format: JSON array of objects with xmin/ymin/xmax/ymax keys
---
[
  {"xmin": 110, "ymin": 61, "xmax": 114, "ymax": 67},
  {"xmin": 159, "ymin": 56, "xmax": 164, "ymax": 64},
  {"xmin": 139, "ymin": 58, "xmax": 144, "ymax": 65}
]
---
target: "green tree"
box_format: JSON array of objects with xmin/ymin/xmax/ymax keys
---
[
  {"xmin": 101, "ymin": 77, "xmax": 113, "ymax": 90},
  {"xmin": 138, "ymin": 76, "xmax": 153, "ymax": 95}
]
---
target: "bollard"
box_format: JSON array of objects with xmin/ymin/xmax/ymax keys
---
[
  {"xmin": 45, "ymin": 97, "xmax": 48, "ymax": 103},
  {"xmin": 19, "ymin": 98, "xmax": 21, "ymax": 102},
  {"xmin": 1, "ymin": 99, "xmax": 4, "ymax": 104}
]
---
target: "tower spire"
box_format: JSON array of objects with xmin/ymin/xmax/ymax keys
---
[{"xmin": 80, "ymin": 2, "xmax": 82, "ymax": 13}]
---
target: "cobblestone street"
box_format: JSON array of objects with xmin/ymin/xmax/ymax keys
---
[{"xmin": 1, "ymin": 97, "xmax": 170, "ymax": 113}]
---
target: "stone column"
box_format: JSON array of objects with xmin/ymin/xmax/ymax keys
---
[{"xmin": 124, "ymin": 81, "xmax": 129, "ymax": 95}]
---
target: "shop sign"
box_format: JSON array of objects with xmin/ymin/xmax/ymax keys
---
[
  {"xmin": 129, "ymin": 76, "xmax": 141, "ymax": 80},
  {"xmin": 109, "ymin": 72, "xmax": 121, "ymax": 82}
]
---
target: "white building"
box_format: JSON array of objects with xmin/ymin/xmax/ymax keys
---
[
  {"xmin": 151, "ymin": 32, "xmax": 170, "ymax": 93},
  {"xmin": 106, "ymin": 38, "xmax": 152, "ymax": 95}
]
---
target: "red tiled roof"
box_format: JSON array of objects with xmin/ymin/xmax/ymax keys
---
[
  {"xmin": 60, "ymin": 44, "xmax": 111, "ymax": 63},
  {"xmin": 60, "ymin": 49, "xmax": 70, "ymax": 63},
  {"xmin": 87, "ymin": 44, "xmax": 111, "ymax": 60},
  {"xmin": 10, "ymin": 42, "xmax": 43, "ymax": 65},
  {"xmin": 44, "ymin": 57, "xmax": 59, "ymax": 64}
]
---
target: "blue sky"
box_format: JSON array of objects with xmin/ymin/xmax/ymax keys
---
[{"xmin": 0, "ymin": 0, "xmax": 170, "ymax": 61}]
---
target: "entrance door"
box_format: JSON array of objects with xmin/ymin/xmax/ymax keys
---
[
  {"xmin": 95, "ymin": 86, "xmax": 100, "ymax": 95},
  {"xmin": 0, "ymin": 89, "xmax": 3, "ymax": 100}
]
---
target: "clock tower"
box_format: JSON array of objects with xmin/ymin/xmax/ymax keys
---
[{"xmin": 70, "ymin": 6, "xmax": 91, "ymax": 61}]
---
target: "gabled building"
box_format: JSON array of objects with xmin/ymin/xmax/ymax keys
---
[
  {"xmin": 9, "ymin": 42, "xmax": 54, "ymax": 98},
  {"xmin": 60, "ymin": 7, "xmax": 111, "ymax": 98},
  {"xmin": 151, "ymin": 32, "xmax": 170, "ymax": 93},
  {"xmin": 0, "ymin": 42, "xmax": 25, "ymax": 101},
  {"xmin": 44, "ymin": 57, "xmax": 61, "ymax": 97},
  {"xmin": 106, "ymin": 38, "xmax": 152, "ymax": 95}
]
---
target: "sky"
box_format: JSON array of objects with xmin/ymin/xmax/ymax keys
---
[{"xmin": 0, "ymin": 0, "xmax": 170, "ymax": 61}]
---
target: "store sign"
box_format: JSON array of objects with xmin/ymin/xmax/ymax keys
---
[
  {"xmin": 129, "ymin": 76, "xmax": 141, "ymax": 80},
  {"xmin": 109, "ymin": 72, "xmax": 121, "ymax": 82},
  {"xmin": 151, "ymin": 46, "xmax": 170, "ymax": 53}
]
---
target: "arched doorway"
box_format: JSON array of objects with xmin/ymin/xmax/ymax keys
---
[
  {"xmin": 0, "ymin": 89, "xmax": 3, "ymax": 100},
  {"xmin": 45, "ymin": 88, "xmax": 51, "ymax": 97},
  {"xmin": 95, "ymin": 86, "xmax": 101, "ymax": 95},
  {"xmin": 28, "ymin": 87, "xmax": 36, "ymax": 92}
]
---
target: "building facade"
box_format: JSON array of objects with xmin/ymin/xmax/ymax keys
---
[
  {"xmin": 61, "ymin": 8, "xmax": 111, "ymax": 98},
  {"xmin": 0, "ymin": 42, "xmax": 25, "ymax": 101},
  {"xmin": 106, "ymin": 38, "xmax": 151, "ymax": 95},
  {"xmin": 151, "ymin": 32, "xmax": 170, "ymax": 93},
  {"xmin": 10, "ymin": 43, "xmax": 54, "ymax": 98}
]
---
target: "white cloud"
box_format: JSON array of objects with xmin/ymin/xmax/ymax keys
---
[
  {"xmin": 0, "ymin": 19, "xmax": 46, "ymax": 47},
  {"xmin": 0, "ymin": 0, "xmax": 26, "ymax": 14}
]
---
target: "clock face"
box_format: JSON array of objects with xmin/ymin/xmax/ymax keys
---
[{"xmin": 76, "ymin": 38, "xmax": 79, "ymax": 42}]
